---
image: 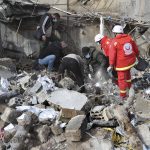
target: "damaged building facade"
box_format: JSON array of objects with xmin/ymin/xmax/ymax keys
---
[{"xmin": 0, "ymin": 0, "xmax": 150, "ymax": 58}]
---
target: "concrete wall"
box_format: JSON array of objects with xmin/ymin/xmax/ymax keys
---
[{"xmin": 0, "ymin": 0, "xmax": 150, "ymax": 58}]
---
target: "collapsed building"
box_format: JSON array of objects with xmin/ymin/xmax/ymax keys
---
[
  {"xmin": 0, "ymin": 0, "xmax": 150, "ymax": 58},
  {"xmin": 0, "ymin": 0, "xmax": 150, "ymax": 150}
]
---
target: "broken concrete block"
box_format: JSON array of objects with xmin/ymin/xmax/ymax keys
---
[
  {"xmin": 17, "ymin": 113, "xmax": 32, "ymax": 126},
  {"xmin": 1, "ymin": 107, "xmax": 21, "ymax": 123},
  {"xmin": 10, "ymin": 125, "xmax": 28, "ymax": 150},
  {"xmin": 30, "ymin": 146, "xmax": 41, "ymax": 150},
  {"xmin": 17, "ymin": 75, "xmax": 30, "ymax": 90},
  {"xmin": 0, "ymin": 120, "xmax": 5, "ymax": 129},
  {"xmin": 35, "ymin": 125, "xmax": 51, "ymax": 143},
  {"xmin": 90, "ymin": 105, "xmax": 105, "ymax": 119},
  {"xmin": 8, "ymin": 96, "xmax": 24, "ymax": 107},
  {"xmin": 81, "ymin": 138, "xmax": 114, "ymax": 150},
  {"xmin": 50, "ymin": 124, "xmax": 63, "ymax": 136},
  {"xmin": 59, "ymin": 77, "xmax": 75, "ymax": 89},
  {"xmin": 30, "ymin": 96, "xmax": 38, "ymax": 105},
  {"xmin": 65, "ymin": 115, "xmax": 87, "ymax": 141},
  {"xmin": 36, "ymin": 90, "xmax": 49, "ymax": 103},
  {"xmin": 135, "ymin": 93, "xmax": 150, "ymax": 114},
  {"xmin": 0, "ymin": 141, "xmax": 6, "ymax": 150},
  {"xmin": 4, "ymin": 123, "xmax": 15, "ymax": 133},
  {"xmin": 47, "ymin": 89, "xmax": 88, "ymax": 111},
  {"xmin": 60, "ymin": 108, "xmax": 85, "ymax": 122},
  {"xmin": 102, "ymin": 107, "xmax": 114, "ymax": 121},
  {"xmin": 0, "ymin": 58, "xmax": 16, "ymax": 78},
  {"xmin": 34, "ymin": 104, "xmax": 45, "ymax": 109},
  {"xmin": 30, "ymin": 138, "xmax": 56, "ymax": 150},
  {"xmin": 29, "ymin": 81, "xmax": 42, "ymax": 94},
  {"xmin": 38, "ymin": 108, "xmax": 58, "ymax": 122},
  {"xmin": 8, "ymin": 97, "xmax": 17, "ymax": 107},
  {"xmin": 24, "ymin": 111, "xmax": 38, "ymax": 124},
  {"xmin": 54, "ymin": 133, "xmax": 66, "ymax": 143},
  {"xmin": 137, "ymin": 124, "xmax": 150, "ymax": 147},
  {"xmin": 3, "ymin": 130, "xmax": 15, "ymax": 143}
]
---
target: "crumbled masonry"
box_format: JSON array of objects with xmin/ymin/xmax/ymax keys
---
[{"xmin": 0, "ymin": 58, "xmax": 150, "ymax": 150}]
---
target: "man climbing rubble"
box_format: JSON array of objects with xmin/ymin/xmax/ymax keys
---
[
  {"xmin": 34, "ymin": 13, "xmax": 61, "ymax": 42},
  {"xmin": 58, "ymin": 53, "xmax": 85, "ymax": 92},
  {"xmin": 108, "ymin": 25, "xmax": 139, "ymax": 100}
]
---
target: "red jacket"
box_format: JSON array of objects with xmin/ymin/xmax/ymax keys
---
[
  {"xmin": 109, "ymin": 34, "xmax": 139, "ymax": 71},
  {"xmin": 100, "ymin": 36, "xmax": 111, "ymax": 57}
]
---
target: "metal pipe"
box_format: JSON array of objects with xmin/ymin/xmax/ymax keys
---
[
  {"xmin": 51, "ymin": 6, "xmax": 72, "ymax": 15},
  {"xmin": 100, "ymin": 16, "xmax": 104, "ymax": 35}
]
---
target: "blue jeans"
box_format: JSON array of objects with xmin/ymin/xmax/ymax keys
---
[{"xmin": 38, "ymin": 55, "xmax": 56, "ymax": 71}]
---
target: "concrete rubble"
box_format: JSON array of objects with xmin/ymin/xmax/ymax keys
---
[
  {"xmin": 0, "ymin": 58, "xmax": 149, "ymax": 150},
  {"xmin": 65, "ymin": 115, "xmax": 87, "ymax": 141}
]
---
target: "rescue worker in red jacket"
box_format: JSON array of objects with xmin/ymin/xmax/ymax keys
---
[
  {"xmin": 94, "ymin": 34, "xmax": 111, "ymax": 58},
  {"xmin": 94, "ymin": 34, "xmax": 118, "ymax": 80},
  {"xmin": 108, "ymin": 25, "xmax": 139, "ymax": 99}
]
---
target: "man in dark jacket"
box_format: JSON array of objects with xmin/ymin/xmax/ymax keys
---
[
  {"xmin": 34, "ymin": 41, "xmax": 67, "ymax": 71},
  {"xmin": 58, "ymin": 54, "xmax": 84, "ymax": 87},
  {"xmin": 82, "ymin": 46, "xmax": 109, "ymax": 73},
  {"xmin": 35, "ymin": 13, "xmax": 61, "ymax": 42}
]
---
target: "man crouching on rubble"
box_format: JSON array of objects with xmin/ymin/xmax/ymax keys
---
[
  {"xmin": 82, "ymin": 46, "xmax": 109, "ymax": 78},
  {"xmin": 58, "ymin": 53, "xmax": 85, "ymax": 92},
  {"xmin": 33, "ymin": 41, "xmax": 67, "ymax": 72},
  {"xmin": 108, "ymin": 25, "xmax": 139, "ymax": 100}
]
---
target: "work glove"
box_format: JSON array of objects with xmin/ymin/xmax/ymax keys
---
[
  {"xmin": 107, "ymin": 66, "xmax": 113, "ymax": 78},
  {"xmin": 135, "ymin": 57, "xmax": 139, "ymax": 65},
  {"xmin": 107, "ymin": 66, "xmax": 113, "ymax": 73}
]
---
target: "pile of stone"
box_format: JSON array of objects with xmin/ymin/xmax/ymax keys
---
[{"xmin": 0, "ymin": 58, "xmax": 150, "ymax": 150}]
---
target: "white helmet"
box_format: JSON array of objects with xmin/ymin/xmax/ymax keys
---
[
  {"xmin": 112, "ymin": 25, "xmax": 124, "ymax": 33},
  {"xmin": 94, "ymin": 34, "xmax": 104, "ymax": 43}
]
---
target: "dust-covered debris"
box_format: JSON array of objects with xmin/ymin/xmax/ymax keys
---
[
  {"xmin": 0, "ymin": 57, "xmax": 149, "ymax": 150},
  {"xmin": 65, "ymin": 115, "xmax": 87, "ymax": 142}
]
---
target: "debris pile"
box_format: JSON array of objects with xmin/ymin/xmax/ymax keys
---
[{"xmin": 0, "ymin": 58, "xmax": 150, "ymax": 150}]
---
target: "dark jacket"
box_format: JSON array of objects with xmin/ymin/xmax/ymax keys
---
[
  {"xmin": 88, "ymin": 49, "xmax": 109, "ymax": 70},
  {"xmin": 38, "ymin": 13, "xmax": 53, "ymax": 35},
  {"xmin": 58, "ymin": 54, "xmax": 84, "ymax": 87},
  {"xmin": 39, "ymin": 41, "xmax": 64, "ymax": 68}
]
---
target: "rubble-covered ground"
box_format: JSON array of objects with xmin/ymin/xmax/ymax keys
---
[{"xmin": 0, "ymin": 57, "xmax": 150, "ymax": 150}]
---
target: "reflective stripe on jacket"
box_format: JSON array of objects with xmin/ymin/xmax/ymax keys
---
[{"xmin": 109, "ymin": 34, "xmax": 139, "ymax": 71}]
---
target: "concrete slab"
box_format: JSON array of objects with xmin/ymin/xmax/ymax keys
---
[
  {"xmin": 137, "ymin": 124, "xmax": 150, "ymax": 147},
  {"xmin": 135, "ymin": 94, "xmax": 150, "ymax": 114},
  {"xmin": 47, "ymin": 89, "xmax": 88, "ymax": 111},
  {"xmin": 36, "ymin": 90, "xmax": 49, "ymax": 104}
]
